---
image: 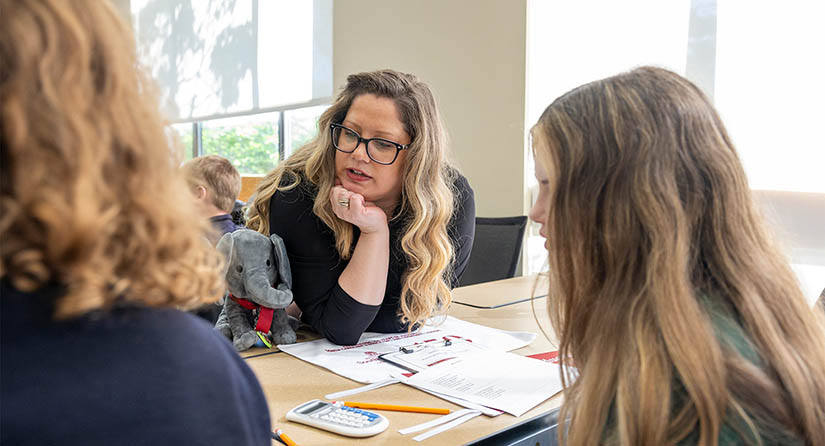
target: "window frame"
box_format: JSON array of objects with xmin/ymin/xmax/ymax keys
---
[{"xmin": 173, "ymin": 98, "xmax": 331, "ymax": 172}]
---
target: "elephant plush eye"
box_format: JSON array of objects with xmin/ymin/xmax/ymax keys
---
[
  {"xmin": 266, "ymin": 259, "xmax": 271, "ymax": 267},
  {"xmin": 236, "ymin": 265, "xmax": 243, "ymax": 273}
]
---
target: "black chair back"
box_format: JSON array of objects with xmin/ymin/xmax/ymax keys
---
[{"xmin": 459, "ymin": 216, "xmax": 528, "ymax": 287}]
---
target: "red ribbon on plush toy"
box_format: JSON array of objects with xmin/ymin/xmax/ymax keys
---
[{"xmin": 229, "ymin": 294, "xmax": 274, "ymax": 334}]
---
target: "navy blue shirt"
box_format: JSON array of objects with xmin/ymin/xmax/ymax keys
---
[
  {"xmin": 268, "ymin": 172, "xmax": 476, "ymax": 345},
  {"xmin": 1, "ymin": 281, "xmax": 271, "ymax": 445},
  {"xmin": 210, "ymin": 213, "xmax": 242, "ymax": 237}
]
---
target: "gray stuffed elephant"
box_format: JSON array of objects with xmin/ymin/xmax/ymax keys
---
[{"xmin": 214, "ymin": 229, "xmax": 298, "ymax": 351}]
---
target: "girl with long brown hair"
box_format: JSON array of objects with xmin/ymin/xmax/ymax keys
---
[
  {"xmin": 246, "ymin": 70, "xmax": 475, "ymax": 345},
  {"xmin": 1, "ymin": 1, "xmax": 270, "ymax": 443},
  {"xmin": 529, "ymin": 66, "xmax": 825, "ymax": 445}
]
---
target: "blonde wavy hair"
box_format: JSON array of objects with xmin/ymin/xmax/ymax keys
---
[
  {"xmin": 0, "ymin": 0, "xmax": 225, "ymax": 318},
  {"xmin": 247, "ymin": 70, "xmax": 456, "ymax": 328},
  {"xmin": 533, "ymin": 67, "xmax": 825, "ymax": 445}
]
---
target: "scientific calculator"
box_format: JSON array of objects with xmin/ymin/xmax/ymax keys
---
[{"xmin": 285, "ymin": 399, "xmax": 389, "ymax": 437}]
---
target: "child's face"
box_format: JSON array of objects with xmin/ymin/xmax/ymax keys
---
[{"xmin": 529, "ymin": 154, "xmax": 552, "ymax": 251}]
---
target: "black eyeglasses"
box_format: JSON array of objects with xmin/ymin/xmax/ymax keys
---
[{"xmin": 330, "ymin": 123, "xmax": 408, "ymax": 165}]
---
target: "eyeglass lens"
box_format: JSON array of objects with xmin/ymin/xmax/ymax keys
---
[{"xmin": 332, "ymin": 126, "xmax": 399, "ymax": 164}]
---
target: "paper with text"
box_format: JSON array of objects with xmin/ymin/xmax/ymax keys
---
[
  {"xmin": 404, "ymin": 350, "xmax": 563, "ymax": 417},
  {"xmin": 277, "ymin": 316, "xmax": 536, "ymax": 383}
]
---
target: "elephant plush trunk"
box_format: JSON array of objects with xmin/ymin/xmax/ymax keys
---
[{"xmin": 244, "ymin": 271, "xmax": 293, "ymax": 309}]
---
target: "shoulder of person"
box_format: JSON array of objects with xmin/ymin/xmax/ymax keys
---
[
  {"xmin": 445, "ymin": 168, "xmax": 474, "ymax": 217},
  {"xmin": 270, "ymin": 170, "xmax": 318, "ymax": 208},
  {"xmin": 446, "ymin": 167, "xmax": 473, "ymax": 196},
  {"xmin": 113, "ymin": 306, "xmax": 247, "ymax": 369}
]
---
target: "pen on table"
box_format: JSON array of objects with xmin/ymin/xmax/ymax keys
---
[
  {"xmin": 337, "ymin": 401, "xmax": 451, "ymax": 415},
  {"xmin": 273, "ymin": 428, "xmax": 299, "ymax": 446}
]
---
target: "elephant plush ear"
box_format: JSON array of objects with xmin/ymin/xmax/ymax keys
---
[
  {"xmin": 270, "ymin": 233, "xmax": 292, "ymax": 290},
  {"xmin": 216, "ymin": 232, "xmax": 235, "ymax": 277}
]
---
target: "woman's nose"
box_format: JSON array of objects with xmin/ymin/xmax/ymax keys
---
[{"xmin": 351, "ymin": 141, "xmax": 371, "ymax": 163}]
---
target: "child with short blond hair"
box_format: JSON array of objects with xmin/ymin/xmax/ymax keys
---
[{"xmin": 182, "ymin": 155, "xmax": 243, "ymax": 239}]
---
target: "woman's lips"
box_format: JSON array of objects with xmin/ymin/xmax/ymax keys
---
[{"xmin": 345, "ymin": 168, "xmax": 371, "ymax": 182}]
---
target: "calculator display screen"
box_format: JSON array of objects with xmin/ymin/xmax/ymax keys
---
[{"xmin": 298, "ymin": 401, "xmax": 326, "ymax": 414}]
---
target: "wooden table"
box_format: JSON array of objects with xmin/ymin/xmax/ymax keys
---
[{"xmin": 245, "ymin": 275, "xmax": 562, "ymax": 445}]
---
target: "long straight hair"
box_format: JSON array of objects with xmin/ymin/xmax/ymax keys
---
[
  {"xmin": 246, "ymin": 70, "xmax": 456, "ymax": 328},
  {"xmin": 532, "ymin": 66, "xmax": 825, "ymax": 445}
]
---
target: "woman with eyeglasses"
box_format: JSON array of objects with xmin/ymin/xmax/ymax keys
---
[
  {"xmin": 529, "ymin": 66, "xmax": 825, "ymax": 445},
  {"xmin": 246, "ymin": 70, "xmax": 475, "ymax": 346}
]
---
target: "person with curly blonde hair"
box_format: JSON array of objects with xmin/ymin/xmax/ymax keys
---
[
  {"xmin": 529, "ymin": 66, "xmax": 825, "ymax": 445},
  {"xmin": 0, "ymin": 1, "xmax": 271, "ymax": 444},
  {"xmin": 246, "ymin": 70, "xmax": 475, "ymax": 345}
]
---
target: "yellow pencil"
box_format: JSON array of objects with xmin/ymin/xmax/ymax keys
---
[
  {"xmin": 274, "ymin": 428, "xmax": 299, "ymax": 446},
  {"xmin": 341, "ymin": 401, "xmax": 451, "ymax": 415}
]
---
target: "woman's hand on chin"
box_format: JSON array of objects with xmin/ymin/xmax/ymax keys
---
[{"xmin": 330, "ymin": 186, "xmax": 388, "ymax": 234}]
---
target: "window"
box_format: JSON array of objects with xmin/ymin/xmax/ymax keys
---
[
  {"xmin": 285, "ymin": 105, "xmax": 329, "ymax": 159},
  {"xmin": 526, "ymin": 0, "xmax": 691, "ymax": 274},
  {"xmin": 526, "ymin": 1, "xmax": 824, "ymax": 300},
  {"xmin": 131, "ymin": 0, "xmax": 332, "ymax": 174},
  {"xmin": 201, "ymin": 113, "xmax": 280, "ymax": 175},
  {"xmin": 168, "ymin": 123, "xmax": 194, "ymax": 162},
  {"xmin": 715, "ymin": 1, "xmax": 825, "ymax": 194},
  {"xmin": 171, "ymin": 105, "xmax": 328, "ymax": 175}
]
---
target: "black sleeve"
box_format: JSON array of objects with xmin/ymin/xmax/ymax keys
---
[
  {"xmin": 268, "ymin": 184, "xmax": 381, "ymax": 345},
  {"xmin": 269, "ymin": 175, "xmax": 475, "ymax": 345},
  {"xmin": 448, "ymin": 173, "xmax": 476, "ymax": 287}
]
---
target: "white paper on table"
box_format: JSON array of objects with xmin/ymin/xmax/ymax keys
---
[
  {"xmin": 278, "ymin": 316, "xmax": 536, "ymax": 383},
  {"xmin": 413, "ymin": 410, "xmax": 483, "ymax": 441},
  {"xmin": 398, "ymin": 408, "xmax": 478, "ymax": 435},
  {"xmin": 403, "ymin": 350, "xmax": 563, "ymax": 417},
  {"xmin": 403, "ymin": 382, "xmax": 503, "ymax": 417},
  {"xmin": 380, "ymin": 338, "xmax": 487, "ymax": 373},
  {"xmin": 323, "ymin": 378, "xmax": 400, "ymax": 400}
]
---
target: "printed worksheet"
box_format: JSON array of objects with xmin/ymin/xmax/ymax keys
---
[
  {"xmin": 403, "ymin": 349, "xmax": 563, "ymax": 417},
  {"xmin": 379, "ymin": 338, "xmax": 489, "ymax": 373},
  {"xmin": 277, "ymin": 316, "xmax": 536, "ymax": 383}
]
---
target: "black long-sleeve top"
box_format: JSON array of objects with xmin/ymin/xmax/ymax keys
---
[{"xmin": 268, "ymin": 173, "xmax": 475, "ymax": 345}]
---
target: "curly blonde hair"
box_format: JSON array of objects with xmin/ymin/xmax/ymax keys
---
[
  {"xmin": 0, "ymin": 0, "xmax": 225, "ymax": 318},
  {"xmin": 247, "ymin": 70, "xmax": 456, "ymax": 328}
]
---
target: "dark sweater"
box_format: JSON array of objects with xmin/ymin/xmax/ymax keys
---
[
  {"xmin": 1, "ymin": 281, "xmax": 271, "ymax": 446},
  {"xmin": 268, "ymin": 173, "xmax": 475, "ymax": 345},
  {"xmin": 210, "ymin": 213, "xmax": 242, "ymax": 237}
]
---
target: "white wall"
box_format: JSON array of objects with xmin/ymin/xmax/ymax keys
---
[{"xmin": 332, "ymin": 0, "xmax": 529, "ymax": 218}]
